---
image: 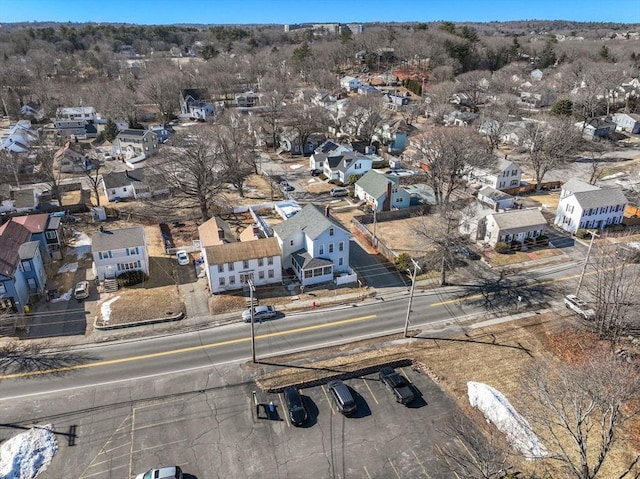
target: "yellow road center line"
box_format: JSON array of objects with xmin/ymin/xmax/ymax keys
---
[{"xmin": 0, "ymin": 314, "xmax": 377, "ymax": 380}]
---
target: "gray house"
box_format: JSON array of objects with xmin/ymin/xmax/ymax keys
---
[
  {"xmin": 354, "ymin": 170, "xmax": 410, "ymax": 211},
  {"xmin": 273, "ymin": 204, "xmax": 351, "ymax": 286}
]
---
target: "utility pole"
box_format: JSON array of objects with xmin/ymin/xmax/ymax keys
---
[
  {"xmin": 247, "ymin": 278, "xmax": 257, "ymax": 363},
  {"xmin": 403, "ymin": 258, "xmax": 421, "ymax": 338},
  {"xmin": 576, "ymin": 230, "xmax": 599, "ymax": 297}
]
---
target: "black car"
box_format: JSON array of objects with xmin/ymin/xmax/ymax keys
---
[
  {"xmin": 280, "ymin": 181, "xmax": 295, "ymax": 192},
  {"xmin": 455, "ymin": 246, "xmax": 481, "ymax": 260},
  {"xmin": 283, "ymin": 387, "xmax": 308, "ymax": 426},
  {"xmin": 310, "ymin": 169, "xmax": 321, "ymax": 176},
  {"xmin": 379, "ymin": 366, "xmax": 415, "ymax": 405}
]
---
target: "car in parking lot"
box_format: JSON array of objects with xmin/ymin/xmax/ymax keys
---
[
  {"xmin": 330, "ymin": 187, "xmax": 349, "ymax": 197},
  {"xmin": 379, "ymin": 366, "xmax": 415, "ymax": 405},
  {"xmin": 242, "ymin": 305, "xmax": 277, "ymax": 322},
  {"xmin": 135, "ymin": 465, "xmax": 183, "ymax": 479},
  {"xmin": 564, "ymin": 294, "xmax": 595, "ymax": 320},
  {"xmin": 283, "ymin": 387, "xmax": 308, "ymax": 426},
  {"xmin": 327, "ymin": 380, "xmax": 357, "ymax": 415},
  {"xmin": 73, "ymin": 281, "xmax": 90, "ymax": 300},
  {"xmin": 176, "ymin": 250, "xmax": 190, "ymax": 266}
]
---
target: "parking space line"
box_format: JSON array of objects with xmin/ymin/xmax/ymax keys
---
[
  {"xmin": 412, "ymin": 449, "xmax": 430, "ymax": 477},
  {"xmin": 132, "ymin": 397, "xmax": 187, "ymax": 411},
  {"xmin": 434, "ymin": 443, "xmax": 461, "ymax": 479},
  {"xmin": 81, "ymin": 463, "xmax": 129, "ymax": 478},
  {"xmin": 129, "ymin": 407, "xmax": 136, "ymax": 479},
  {"xmin": 361, "ymin": 378, "xmax": 379, "ymax": 405},
  {"xmin": 280, "ymin": 393, "xmax": 291, "ymax": 427},
  {"xmin": 131, "ymin": 439, "xmax": 190, "ymax": 454},
  {"xmin": 79, "ymin": 414, "xmax": 132, "ymax": 479},
  {"xmin": 387, "ymin": 457, "xmax": 401, "ymax": 478},
  {"xmin": 133, "ymin": 417, "xmax": 190, "ymax": 431},
  {"xmin": 103, "ymin": 442, "xmax": 131, "ymax": 454},
  {"xmin": 321, "ymin": 386, "xmax": 335, "ymax": 415},
  {"xmin": 363, "ymin": 465, "xmax": 372, "ymax": 479}
]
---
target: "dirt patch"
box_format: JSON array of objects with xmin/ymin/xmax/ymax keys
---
[
  {"xmin": 98, "ymin": 284, "xmax": 184, "ymax": 325},
  {"xmin": 482, "ymin": 245, "xmax": 563, "ymax": 267}
]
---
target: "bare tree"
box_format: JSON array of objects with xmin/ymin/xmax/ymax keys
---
[
  {"xmin": 0, "ymin": 149, "xmax": 22, "ymax": 188},
  {"xmin": 585, "ymin": 242, "xmax": 640, "ymax": 344},
  {"xmin": 34, "ymin": 135, "xmax": 64, "ymax": 206},
  {"xmin": 454, "ymin": 70, "xmax": 492, "ymax": 112},
  {"xmin": 259, "ymin": 75, "xmax": 290, "ymax": 150},
  {"xmin": 151, "ymin": 126, "xmax": 226, "ymax": 220},
  {"xmin": 520, "ymin": 355, "xmax": 640, "ymax": 479},
  {"xmin": 437, "ymin": 411, "xmax": 511, "ymax": 479},
  {"xmin": 140, "ymin": 62, "xmax": 184, "ymax": 125},
  {"xmin": 83, "ymin": 159, "xmax": 103, "ymax": 207},
  {"xmin": 344, "ymin": 94, "xmax": 389, "ymax": 145},
  {"xmin": 412, "ymin": 126, "xmax": 494, "ymax": 205},
  {"xmin": 424, "ymin": 81, "xmax": 456, "ymax": 123},
  {"xmin": 214, "ymin": 112, "xmax": 258, "ymax": 197},
  {"xmin": 281, "ymin": 104, "xmax": 330, "ymax": 155},
  {"xmin": 517, "ymin": 116, "xmax": 583, "ymax": 188}
]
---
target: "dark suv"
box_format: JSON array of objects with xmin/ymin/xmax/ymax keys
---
[
  {"xmin": 283, "ymin": 387, "xmax": 307, "ymax": 426},
  {"xmin": 379, "ymin": 366, "xmax": 415, "ymax": 405},
  {"xmin": 327, "ymin": 380, "xmax": 357, "ymax": 415}
]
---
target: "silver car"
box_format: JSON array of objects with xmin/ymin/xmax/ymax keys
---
[{"xmin": 242, "ymin": 305, "xmax": 277, "ymax": 322}]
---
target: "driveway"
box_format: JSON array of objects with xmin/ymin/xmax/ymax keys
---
[{"xmin": 349, "ymin": 239, "xmax": 407, "ymax": 289}]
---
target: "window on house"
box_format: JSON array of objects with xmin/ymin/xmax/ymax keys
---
[
  {"xmin": 258, "ymin": 258, "xmax": 264, "ymax": 267},
  {"xmin": 323, "ymin": 266, "xmax": 332, "ymax": 275},
  {"xmin": 218, "ymin": 264, "xmax": 224, "ymax": 273},
  {"xmin": 267, "ymin": 257, "xmax": 273, "ymax": 266},
  {"xmin": 511, "ymin": 169, "xmax": 517, "ymax": 176},
  {"xmin": 243, "ymin": 260, "xmax": 249, "ymax": 269},
  {"xmin": 290, "ymin": 240, "xmax": 294, "ymax": 246},
  {"xmin": 219, "ymin": 277, "xmax": 225, "ymax": 286},
  {"xmin": 339, "ymin": 242, "xmax": 344, "ymax": 252},
  {"xmin": 268, "ymin": 269, "xmax": 274, "ymax": 278},
  {"xmin": 510, "ymin": 180, "xmax": 518, "ymax": 186},
  {"xmin": 45, "ymin": 231, "xmax": 57, "ymax": 240},
  {"xmin": 21, "ymin": 261, "xmax": 32, "ymax": 272},
  {"xmin": 0, "ymin": 283, "xmax": 5, "ymax": 294},
  {"xmin": 339, "ymin": 258, "xmax": 343, "ymax": 266},
  {"xmin": 329, "ymin": 228, "xmax": 334, "ymax": 236},
  {"xmin": 319, "ymin": 245, "xmax": 324, "ymax": 255},
  {"xmin": 258, "ymin": 271, "xmax": 264, "ymax": 279},
  {"xmin": 304, "ymin": 270, "xmax": 312, "ymax": 278},
  {"xmin": 228, "ymin": 262, "xmax": 234, "ymax": 271},
  {"xmin": 229, "ymin": 276, "xmax": 236, "ymax": 285},
  {"xmin": 329, "ymin": 243, "xmax": 334, "ymax": 253}
]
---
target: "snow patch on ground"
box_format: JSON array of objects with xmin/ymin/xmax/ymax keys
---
[
  {"xmin": 467, "ymin": 381, "xmax": 547, "ymax": 459},
  {"xmin": 289, "ymin": 164, "xmax": 304, "ymax": 170},
  {"xmin": 50, "ymin": 289, "xmax": 72, "ymax": 303},
  {"xmin": 0, "ymin": 424, "xmax": 58, "ymax": 479},
  {"xmin": 100, "ymin": 296, "xmax": 120, "ymax": 323},
  {"xmin": 67, "ymin": 232, "xmax": 91, "ymax": 259},
  {"xmin": 57, "ymin": 262, "xmax": 78, "ymax": 274}
]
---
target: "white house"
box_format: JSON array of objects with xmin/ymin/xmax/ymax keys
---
[
  {"xmin": 554, "ymin": 179, "xmax": 627, "ymax": 234},
  {"xmin": 340, "ymin": 76, "xmax": 362, "ymax": 91},
  {"xmin": 273, "ymin": 204, "xmax": 351, "ymax": 287},
  {"xmin": 101, "ymin": 170, "xmax": 168, "ymax": 203},
  {"xmin": 0, "ymin": 121, "xmax": 36, "ymax": 153},
  {"xmin": 116, "ymin": 129, "xmax": 159, "ymax": 160},
  {"xmin": 203, "ymin": 237, "xmax": 282, "ymax": 293},
  {"xmin": 91, "ymin": 226, "xmax": 149, "ymax": 281},
  {"xmin": 477, "ymin": 186, "xmax": 515, "ymax": 210},
  {"xmin": 354, "ymin": 170, "xmax": 411, "ymax": 211},
  {"xmin": 179, "ymin": 89, "xmax": 215, "ymax": 120},
  {"xmin": 612, "ymin": 112, "xmax": 640, "ymax": 134},
  {"xmin": 468, "ymin": 157, "xmax": 522, "ymax": 191},
  {"xmin": 459, "ymin": 201, "xmax": 495, "ymax": 242},
  {"xmin": 323, "ymin": 151, "xmax": 372, "ymax": 184},
  {"xmin": 483, "ymin": 208, "xmax": 547, "ymax": 247},
  {"xmin": 309, "ymin": 140, "xmax": 351, "ymax": 171}
]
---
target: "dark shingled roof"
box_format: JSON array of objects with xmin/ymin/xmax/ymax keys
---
[
  {"xmin": 273, "ymin": 204, "xmax": 348, "ymax": 241},
  {"xmin": 0, "ymin": 221, "xmax": 32, "ymax": 278},
  {"xmin": 91, "ymin": 227, "xmax": 146, "ymax": 252}
]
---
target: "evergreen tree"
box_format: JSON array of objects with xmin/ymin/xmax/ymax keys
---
[{"xmin": 104, "ymin": 119, "xmax": 119, "ymax": 142}]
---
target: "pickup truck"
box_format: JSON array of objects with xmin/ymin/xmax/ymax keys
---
[
  {"xmin": 379, "ymin": 366, "xmax": 415, "ymax": 405},
  {"xmin": 564, "ymin": 294, "xmax": 596, "ymax": 320}
]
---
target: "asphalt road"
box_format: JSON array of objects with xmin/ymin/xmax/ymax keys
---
[{"xmin": 0, "ymin": 259, "xmax": 585, "ymax": 401}]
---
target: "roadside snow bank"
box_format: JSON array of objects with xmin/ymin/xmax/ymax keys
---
[
  {"xmin": 0, "ymin": 424, "xmax": 58, "ymax": 479},
  {"xmin": 467, "ymin": 381, "xmax": 547, "ymax": 459}
]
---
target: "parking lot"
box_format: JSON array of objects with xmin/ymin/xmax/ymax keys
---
[{"xmin": 28, "ymin": 364, "xmax": 469, "ymax": 479}]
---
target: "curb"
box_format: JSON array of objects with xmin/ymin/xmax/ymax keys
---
[{"xmin": 93, "ymin": 311, "xmax": 185, "ymax": 330}]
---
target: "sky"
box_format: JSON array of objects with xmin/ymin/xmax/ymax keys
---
[{"xmin": 1, "ymin": 0, "xmax": 639, "ymax": 25}]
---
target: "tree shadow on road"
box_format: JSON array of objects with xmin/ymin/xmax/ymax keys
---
[{"xmin": 0, "ymin": 341, "xmax": 99, "ymax": 378}]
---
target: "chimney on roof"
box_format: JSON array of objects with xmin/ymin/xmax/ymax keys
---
[
  {"xmin": 218, "ymin": 227, "xmax": 225, "ymax": 240},
  {"xmin": 325, "ymin": 205, "xmax": 330, "ymax": 217}
]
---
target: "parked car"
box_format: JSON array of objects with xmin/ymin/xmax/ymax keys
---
[
  {"xmin": 283, "ymin": 387, "xmax": 308, "ymax": 426},
  {"xmin": 327, "ymin": 380, "xmax": 357, "ymax": 415},
  {"xmin": 379, "ymin": 366, "xmax": 415, "ymax": 404},
  {"xmin": 564, "ymin": 294, "xmax": 596, "ymax": 320},
  {"xmin": 73, "ymin": 281, "xmax": 90, "ymax": 300},
  {"xmin": 455, "ymin": 246, "xmax": 481, "ymax": 260},
  {"xmin": 135, "ymin": 466, "xmax": 183, "ymax": 479},
  {"xmin": 330, "ymin": 187, "xmax": 349, "ymax": 197},
  {"xmin": 242, "ymin": 305, "xmax": 277, "ymax": 322},
  {"xmin": 310, "ymin": 169, "xmax": 321, "ymax": 176},
  {"xmin": 280, "ymin": 181, "xmax": 295, "ymax": 192},
  {"xmin": 176, "ymin": 250, "xmax": 190, "ymax": 266}
]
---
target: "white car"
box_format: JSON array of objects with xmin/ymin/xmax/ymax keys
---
[
  {"xmin": 135, "ymin": 466, "xmax": 183, "ymax": 479},
  {"xmin": 564, "ymin": 294, "xmax": 595, "ymax": 320},
  {"xmin": 242, "ymin": 305, "xmax": 277, "ymax": 322},
  {"xmin": 73, "ymin": 281, "xmax": 90, "ymax": 300},
  {"xmin": 330, "ymin": 187, "xmax": 349, "ymax": 197},
  {"xmin": 176, "ymin": 250, "xmax": 189, "ymax": 266}
]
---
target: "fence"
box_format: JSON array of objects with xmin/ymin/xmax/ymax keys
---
[{"xmin": 351, "ymin": 216, "xmax": 399, "ymax": 264}]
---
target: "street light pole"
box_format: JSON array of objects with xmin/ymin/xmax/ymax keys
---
[
  {"xmin": 575, "ymin": 231, "xmax": 599, "ymax": 297},
  {"xmin": 403, "ymin": 259, "xmax": 421, "ymax": 338},
  {"xmin": 248, "ymin": 278, "xmax": 257, "ymax": 363}
]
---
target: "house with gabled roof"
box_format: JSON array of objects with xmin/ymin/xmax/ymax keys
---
[
  {"xmin": 554, "ymin": 179, "xmax": 627, "ymax": 234},
  {"xmin": 0, "ymin": 221, "xmax": 47, "ymax": 314},
  {"xmin": 612, "ymin": 112, "xmax": 640, "ymax": 134},
  {"xmin": 323, "ymin": 150, "xmax": 373, "ymax": 184},
  {"xmin": 101, "ymin": 169, "xmax": 168, "ymax": 203},
  {"xmin": 355, "ymin": 170, "xmax": 410, "ymax": 211},
  {"xmin": 273, "ymin": 204, "xmax": 351, "ymax": 286},
  {"xmin": 180, "ymin": 88, "xmax": 215, "ymax": 120},
  {"xmin": 91, "ymin": 226, "xmax": 149, "ymax": 281},
  {"xmin": 1, "ymin": 213, "xmax": 65, "ymax": 260},
  {"xmin": 467, "ymin": 157, "xmax": 522, "ymax": 191},
  {"xmin": 203, "ymin": 237, "xmax": 282, "ymax": 293},
  {"xmin": 483, "ymin": 208, "xmax": 547, "ymax": 247},
  {"xmin": 116, "ymin": 129, "xmax": 158, "ymax": 160},
  {"xmin": 477, "ymin": 186, "xmax": 515, "ymax": 210},
  {"xmin": 577, "ymin": 118, "xmax": 617, "ymax": 139},
  {"xmin": 198, "ymin": 217, "xmax": 237, "ymax": 248},
  {"xmin": 309, "ymin": 140, "xmax": 352, "ymax": 171}
]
